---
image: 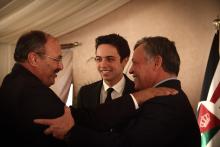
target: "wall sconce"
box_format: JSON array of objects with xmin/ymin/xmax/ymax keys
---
[{"xmin": 61, "ymin": 42, "xmax": 81, "ymax": 49}]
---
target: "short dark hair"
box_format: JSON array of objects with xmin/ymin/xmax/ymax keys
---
[
  {"xmin": 14, "ymin": 30, "xmax": 49, "ymax": 62},
  {"xmin": 95, "ymin": 33, "xmax": 130, "ymax": 62},
  {"xmin": 134, "ymin": 36, "xmax": 180, "ymax": 76}
]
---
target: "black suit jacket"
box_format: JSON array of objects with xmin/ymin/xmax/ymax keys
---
[
  {"xmin": 0, "ymin": 64, "xmax": 67, "ymax": 146},
  {"xmin": 77, "ymin": 75, "xmax": 135, "ymax": 109},
  {"xmin": 76, "ymin": 75, "xmax": 135, "ymax": 132},
  {"xmin": 67, "ymin": 80, "xmax": 201, "ymax": 147}
]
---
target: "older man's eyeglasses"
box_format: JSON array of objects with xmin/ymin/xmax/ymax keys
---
[
  {"xmin": 35, "ymin": 52, "xmax": 62, "ymax": 63},
  {"xmin": 42, "ymin": 54, "xmax": 63, "ymax": 62}
]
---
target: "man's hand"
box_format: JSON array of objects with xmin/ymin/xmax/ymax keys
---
[
  {"xmin": 133, "ymin": 87, "xmax": 178, "ymax": 105},
  {"xmin": 34, "ymin": 106, "xmax": 74, "ymax": 140}
]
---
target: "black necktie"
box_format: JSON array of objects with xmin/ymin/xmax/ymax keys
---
[{"xmin": 105, "ymin": 88, "xmax": 114, "ymax": 103}]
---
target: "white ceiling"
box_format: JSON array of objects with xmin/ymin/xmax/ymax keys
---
[{"xmin": 0, "ymin": 0, "xmax": 130, "ymax": 44}]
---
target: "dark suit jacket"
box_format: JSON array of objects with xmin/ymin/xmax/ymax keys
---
[
  {"xmin": 0, "ymin": 64, "xmax": 67, "ymax": 146},
  {"xmin": 67, "ymin": 80, "xmax": 201, "ymax": 147},
  {"xmin": 77, "ymin": 75, "xmax": 135, "ymax": 109},
  {"xmin": 76, "ymin": 75, "xmax": 134, "ymax": 132}
]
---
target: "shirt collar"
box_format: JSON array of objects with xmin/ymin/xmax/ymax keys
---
[
  {"xmin": 103, "ymin": 76, "xmax": 125, "ymax": 93},
  {"xmin": 153, "ymin": 77, "xmax": 178, "ymax": 87}
]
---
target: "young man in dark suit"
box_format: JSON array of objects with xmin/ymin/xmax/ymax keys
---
[
  {"xmin": 77, "ymin": 34, "xmax": 135, "ymax": 132},
  {"xmin": 77, "ymin": 34, "xmax": 134, "ymax": 109},
  {"xmin": 34, "ymin": 36, "xmax": 200, "ymax": 146}
]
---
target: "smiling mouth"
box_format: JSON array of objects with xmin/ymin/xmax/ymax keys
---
[{"xmin": 100, "ymin": 69, "xmax": 112, "ymax": 73}]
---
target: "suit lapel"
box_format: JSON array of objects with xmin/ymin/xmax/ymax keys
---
[{"xmin": 93, "ymin": 80, "xmax": 103, "ymax": 105}]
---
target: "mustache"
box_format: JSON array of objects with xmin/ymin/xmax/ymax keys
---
[{"xmin": 54, "ymin": 68, "xmax": 60, "ymax": 73}]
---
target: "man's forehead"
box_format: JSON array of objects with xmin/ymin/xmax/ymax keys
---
[
  {"xmin": 97, "ymin": 44, "xmax": 118, "ymax": 52},
  {"xmin": 44, "ymin": 38, "xmax": 61, "ymax": 54},
  {"xmin": 96, "ymin": 50, "xmax": 119, "ymax": 57},
  {"xmin": 132, "ymin": 46, "xmax": 146, "ymax": 60}
]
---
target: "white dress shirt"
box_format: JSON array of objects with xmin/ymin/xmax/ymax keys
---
[{"xmin": 100, "ymin": 76, "xmax": 126, "ymax": 104}]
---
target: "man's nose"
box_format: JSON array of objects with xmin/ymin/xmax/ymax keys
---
[{"xmin": 58, "ymin": 61, "xmax": 64, "ymax": 70}]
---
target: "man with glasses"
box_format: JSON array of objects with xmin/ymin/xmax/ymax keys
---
[{"xmin": 0, "ymin": 30, "xmax": 67, "ymax": 146}]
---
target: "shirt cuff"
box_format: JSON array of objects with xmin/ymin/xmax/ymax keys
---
[{"xmin": 130, "ymin": 94, "xmax": 139, "ymax": 109}]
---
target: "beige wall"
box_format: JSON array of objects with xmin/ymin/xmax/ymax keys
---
[
  {"xmin": 59, "ymin": 0, "xmax": 220, "ymax": 111},
  {"xmin": 0, "ymin": 44, "xmax": 14, "ymax": 83}
]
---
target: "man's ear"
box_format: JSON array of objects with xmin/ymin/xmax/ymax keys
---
[
  {"xmin": 27, "ymin": 52, "xmax": 38, "ymax": 66},
  {"xmin": 123, "ymin": 57, "xmax": 129, "ymax": 63},
  {"xmin": 122, "ymin": 57, "xmax": 129, "ymax": 67},
  {"xmin": 153, "ymin": 55, "xmax": 162, "ymax": 70}
]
